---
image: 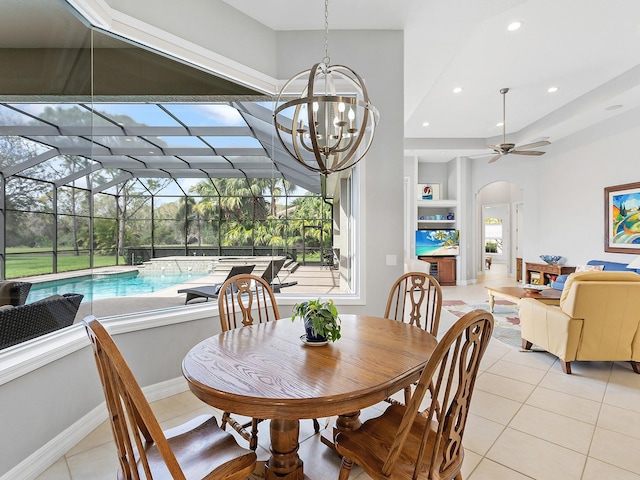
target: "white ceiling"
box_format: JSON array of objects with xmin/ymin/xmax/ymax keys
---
[{"xmin": 222, "ymin": 0, "xmax": 640, "ymax": 161}]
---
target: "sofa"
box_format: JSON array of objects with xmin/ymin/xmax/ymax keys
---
[
  {"xmin": 520, "ymin": 271, "xmax": 640, "ymax": 374},
  {"xmin": 0, "ymin": 281, "xmax": 32, "ymax": 307},
  {"xmin": 0, "ymin": 293, "xmax": 84, "ymax": 350},
  {"xmin": 550, "ymin": 259, "xmax": 640, "ymax": 290}
]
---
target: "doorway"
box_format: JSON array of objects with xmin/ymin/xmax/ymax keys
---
[{"xmin": 476, "ymin": 181, "xmax": 522, "ymax": 279}]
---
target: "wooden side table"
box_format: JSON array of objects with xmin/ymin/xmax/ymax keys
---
[{"xmin": 525, "ymin": 262, "xmax": 575, "ymax": 286}]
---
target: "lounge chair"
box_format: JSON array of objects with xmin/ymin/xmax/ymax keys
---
[
  {"xmin": 0, "ymin": 293, "xmax": 84, "ymax": 349},
  {"xmin": 261, "ymin": 258, "xmax": 298, "ymax": 293},
  {"xmin": 0, "ymin": 281, "xmax": 32, "ymax": 307},
  {"xmin": 177, "ymin": 264, "xmax": 255, "ymax": 304}
]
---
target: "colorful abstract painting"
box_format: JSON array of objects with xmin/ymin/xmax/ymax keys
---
[{"xmin": 605, "ymin": 182, "xmax": 640, "ymax": 254}]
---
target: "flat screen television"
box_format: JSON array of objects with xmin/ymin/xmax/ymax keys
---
[{"xmin": 415, "ymin": 229, "xmax": 460, "ymax": 257}]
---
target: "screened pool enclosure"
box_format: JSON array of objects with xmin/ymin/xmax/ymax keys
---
[{"xmin": 0, "ymin": 0, "xmax": 356, "ymax": 294}]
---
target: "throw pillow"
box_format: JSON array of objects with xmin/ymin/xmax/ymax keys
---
[{"xmin": 575, "ymin": 264, "xmax": 605, "ymax": 272}]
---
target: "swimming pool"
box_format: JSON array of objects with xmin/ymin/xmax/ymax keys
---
[{"xmin": 28, "ymin": 270, "xmax": 208, "ymax": 303}]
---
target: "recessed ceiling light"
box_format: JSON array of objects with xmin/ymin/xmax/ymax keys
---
[
  {"xmin": 422, "ymin": 122, "xmax": 430, "ymax": 127},
  {"xmin": 453, "ymin": 87, "xmax": 463, "ymax": 94},
  {"xmin": 507, "ymin": 21, "xmax": 522, "ymax": 31},
  {"xmin": 605, "ymin": 104, "xmax": 623, "ymax": 110},
  {"xmin": 547, "ymin": 86, "xmax": 558, "ymax": 93},
  {"xmin": 496, "ymin": 122, "xmax": 504, "ymax": 127}
]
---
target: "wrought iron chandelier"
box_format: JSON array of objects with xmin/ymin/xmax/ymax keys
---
[{"xmin": 273, "ymin": 0, "xmax": 379, "ymax": 175}]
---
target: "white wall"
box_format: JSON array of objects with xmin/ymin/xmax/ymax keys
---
[
  {"xmin": 471, "ymin": 106, "xmax": 640, "ymax": 270},
  {"xmin": 0, "ymin": 308, "xmax": 221, "ymax": 478},
  {"xmin": 276, "ymin": 29, "xmax": 405, "ymax": 313}
]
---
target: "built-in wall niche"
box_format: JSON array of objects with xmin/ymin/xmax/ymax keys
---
[{"xmin": 417, "ymin": 162, "xmax": 449, "ymax": 200}]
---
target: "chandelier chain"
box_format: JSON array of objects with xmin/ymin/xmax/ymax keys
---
[{"xmin": 323, "ymin": 0, "xmax": 330, "ymax": 65}]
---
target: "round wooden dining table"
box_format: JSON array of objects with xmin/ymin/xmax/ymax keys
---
[{"xmin": 182, "ymin": 314, "xmax": 437, "ymax": 480}]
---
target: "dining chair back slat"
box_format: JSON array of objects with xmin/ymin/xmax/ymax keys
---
[
  {"xmin": 384, "ymin": 272, "xmax": 443, "ymax": 406},
  {"xmin": 219, "ymin": 273, "xmax": 281, "ymax": 331},
  {"xmin": 217, "ymin": 274, "xmax": 320, "ymax": 450},
  {"xmin": 384, "ymin": 272, "xmax": 442, "ymax": 335}
]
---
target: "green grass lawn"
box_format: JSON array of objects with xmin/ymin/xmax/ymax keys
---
[
  {"xmin": 4, "ymin": 246, "xmax": 326, "ymax": 278},
  {"xmin": 5, "ymin": 252, "xmax": 123, "ymax": 279}
]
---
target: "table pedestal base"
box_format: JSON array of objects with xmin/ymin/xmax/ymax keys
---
[
  {"xmin": 265, "ymin": 419, "xmax": 304, "ymax": 480},
  {"xmin": 320, "ymin": 411, "xmax": 362, "ymax": 451}
]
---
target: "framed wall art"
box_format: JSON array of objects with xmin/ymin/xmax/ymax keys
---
[
  {"xmin": 417, "ymin": 183, "xmax": 440, "ymax": 201},
  {"xmin": 604, "ymin": 181, "xmax": 640, "ymax": 254}
]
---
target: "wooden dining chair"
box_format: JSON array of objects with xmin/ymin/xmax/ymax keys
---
[
  {"xmin": 218, "ymin": 273, "xmax": 282, "ymax": 331},
  {"xmin": 82, "ymin": 316, "xmax": 257, "ymax": 480},
  {"xmin": 335, "ymin": 309, "xmax": 494, "ymax": 480},
  {"xmin": 384, "ymin": 272, "xmax": 443, "ymax": 405},
  {"xmin": 217, "ymin": 274, "xmax": 321, "ymax": 450}
]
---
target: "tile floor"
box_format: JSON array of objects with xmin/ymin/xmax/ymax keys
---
[{"xmin": 35, "ymin": 264, "xmax": 640, "ymax": 479}]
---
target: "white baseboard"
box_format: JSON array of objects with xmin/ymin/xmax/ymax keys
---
[{"xmin": 0, "ymin": 377, "xmax": 188, "ymax": 480}]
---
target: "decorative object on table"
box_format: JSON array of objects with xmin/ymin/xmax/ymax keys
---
[
  {"xmin": 539, "ymin": 254, "xmax": 562, "ymax": 265},
  {"xmin": 273, "ymin": 0, "xmax": 378, "ymax": 177},
  {"xmin": 522, "ymin": 284, "xmax": 546, "ymax": 294},
  {"xmin": 292, "ymin": 298, "xmax": 341, "ymax": 343},
  {"xmin": 417, "ymin": 183, "xmax": 440, "ymax": 201},
  {"xmin": 604, "ymin": 181, "xmax": 640, "ymax": 254}
]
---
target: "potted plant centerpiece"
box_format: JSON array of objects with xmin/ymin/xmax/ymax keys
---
[{"xmin": 292, "ymin": 298, "xmax": 341, "ymax": 343}]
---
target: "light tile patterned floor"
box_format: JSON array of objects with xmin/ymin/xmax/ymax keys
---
[{"xmin": 35, "ymin": 264, "xmax": 640, "ymax": 479}]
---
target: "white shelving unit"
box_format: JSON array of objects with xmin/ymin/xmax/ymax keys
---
[
  {"xmin": 417, "ymin": 199, "xmax": 458, "ymax": 229},
  {"xmin": 406, "ymin": 158, "xmax": 462, "ymax": 286}
]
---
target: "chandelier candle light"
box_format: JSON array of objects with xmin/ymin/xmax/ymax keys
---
[{"xmin": 273, "ymin": 0, "xmax": 379, "ymax": 175}]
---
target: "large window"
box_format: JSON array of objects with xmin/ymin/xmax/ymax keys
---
[{"xmin": 0, "ymin": 0, "xmax": 358, "ymax": 322}]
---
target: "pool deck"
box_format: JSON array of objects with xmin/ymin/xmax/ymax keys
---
[{"xmin": 14, "ymin": 263, "xmax": 341, "ymax": 321}]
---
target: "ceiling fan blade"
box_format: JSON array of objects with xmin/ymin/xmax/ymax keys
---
[
  {"xmin": 516, "ymin": 140, "xmax": 551, "ymax": 150},
  {"xmin": 487, "ymin": 144, "xmax": 502, "ymax": 153},
  {"xmin": 511, "ymin": 150, "xmax": 545, "ymax": 156},
  {"xmin": 488, "ymin": 154, "xmax": 503, "ymax": 163}
]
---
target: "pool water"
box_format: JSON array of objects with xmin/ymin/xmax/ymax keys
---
[{"xmin": 28, "ymin": 270, "xmax": 208, "ymax": 303}]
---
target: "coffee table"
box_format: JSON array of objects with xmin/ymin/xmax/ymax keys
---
[{"xmin": 485, "ymin": 285, "xmax": 562, "ymax": 312}]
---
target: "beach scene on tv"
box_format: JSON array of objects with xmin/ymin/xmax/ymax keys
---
[{"xmin": 416, "ymin": 229, "xmax": 460, "ymax": 256}]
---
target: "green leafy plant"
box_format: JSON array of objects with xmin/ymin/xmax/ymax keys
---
[{"xmin": 292, "ymin": 298, "xmax": 341, "ymax": 342}]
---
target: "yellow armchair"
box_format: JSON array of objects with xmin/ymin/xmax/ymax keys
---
[{"xmin": 520, "ymin": 270, "xmax": 640, "ymax": 374}]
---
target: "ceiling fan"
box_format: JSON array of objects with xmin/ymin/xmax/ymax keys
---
[{"xmin": 487, "ymin": 87, "xmax": 550, "ymax": 163}]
